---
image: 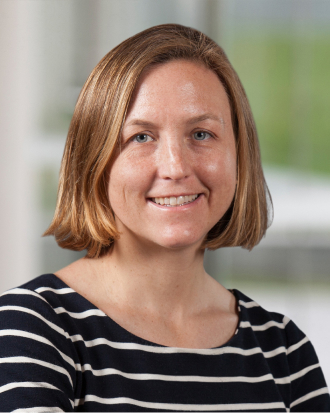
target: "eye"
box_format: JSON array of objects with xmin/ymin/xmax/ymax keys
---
[
  {"xmin": 132, "ymin": 134, "xmax": 153, "ymax": 143},
  {"xmin": 193, "ymin": 131, "xmax": 212, "ymax": 141}
]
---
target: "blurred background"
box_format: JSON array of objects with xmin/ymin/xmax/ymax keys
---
[{"xmin": 0, "ymin": 0, "xmax": 329, "ymax": 380}]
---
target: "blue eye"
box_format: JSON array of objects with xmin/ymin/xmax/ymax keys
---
[
  {"xmin": 133, "ymin": 134, "xmax": 153, "ymax": 143},
  {"xmin": 193, "ymin": 131, "xmax": 211, "ymax": 140}
]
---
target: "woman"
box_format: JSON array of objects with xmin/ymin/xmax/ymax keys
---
[{"xmin": 0, "ymin": 24, "xmax": 329, "ymax": 412}]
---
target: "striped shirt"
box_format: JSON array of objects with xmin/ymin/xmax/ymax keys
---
[{"xmin": 0, "ymin": 274, "xmax": 329, "ymax": 412}]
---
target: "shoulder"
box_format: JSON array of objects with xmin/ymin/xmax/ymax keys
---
[
  {"xmin": 234, "ymin": 288, "xmax": 316, "ymax": 358},
  {"xmin": 0, "ymin": 274, "xmax": 77, "ymax": 329},
  {"xmin": 0, "ymin": 274, "xmax": 79, "ymax": 361},
  {"xmin": 234, "ymin": 288, "xmax": 291, "ymax": 333},
  {"xmin": 0, "ymin": 273, "xmax": 102, "ymax": 339},
  {"xmin": 0, "ymin": 274, "xmax": 79, "ymax": 411},
  {"xmin": 0, "ymin": 273, "xmax": 68, "ymax": 317},
  {"xmin": 234, "ymin": 289, "xmax": 330, "ymax": 411},
  {"xmin": 234, "ymin": 288, "xmax": 310, "ymax": 351}
]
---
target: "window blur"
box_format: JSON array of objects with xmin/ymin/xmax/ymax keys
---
[{"xmin": 0, "ymin": 0, "xmax": 329, "ymax": 380}]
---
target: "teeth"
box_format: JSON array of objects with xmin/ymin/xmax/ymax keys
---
[{"xmin": 152, "ymin": 194, "xmax": 199, "ymax": 207}]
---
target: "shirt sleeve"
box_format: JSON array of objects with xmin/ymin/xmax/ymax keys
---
[
  {"xmin": 285, "ymin": 318, "xmax": 330, "ymax": 412},
  {"xmin": 0, "ymin": 287, "xmax": 76, "ymax": 412}
]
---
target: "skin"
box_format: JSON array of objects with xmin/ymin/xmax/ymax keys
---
[{"xmin": 56, "ymin": 60, "xmax": 239, "ymax": 349}]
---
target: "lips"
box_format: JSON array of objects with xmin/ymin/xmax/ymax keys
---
[{"xmin": 151, "ymin": 194, "xmax": 199, "ymax": 207}]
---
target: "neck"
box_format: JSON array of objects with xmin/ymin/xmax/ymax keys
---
[{"xmin": 92, "ymin": 235, "xmax": 208, "ymax": 318}]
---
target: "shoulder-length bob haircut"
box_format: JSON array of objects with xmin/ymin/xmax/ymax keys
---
[{"xmin": 45, "ymin": 23, "xmax": 272, "ymax": 258}]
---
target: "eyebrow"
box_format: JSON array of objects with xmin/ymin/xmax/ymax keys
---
[
  {"xmin": 186, "ymin": 113, "xmax": 225, "ymax": 125},
  {"xmin": 125, "ymin": 119, "xmax": 156, "ymax": 128},
  {"xmin": 125, "ymin": 113, "xmax": 225, "ymax": 128}
]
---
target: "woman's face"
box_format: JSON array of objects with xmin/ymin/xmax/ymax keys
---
[{"xmin": 108, "ymin": 60, "xmax": 237, "ymax": 250}]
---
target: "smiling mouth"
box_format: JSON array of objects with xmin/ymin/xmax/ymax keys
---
[{"xmin": 150, "ymin": 194, "xmax": 200, "ymax": 207}]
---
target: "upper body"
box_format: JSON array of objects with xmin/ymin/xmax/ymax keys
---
[
  {"xmin": 1, "ymin": 24, "xmax": 329, "ymax": 411},
  {"xmin": 0, "ymin": 273, "xmax": 328, "ymax": 412}
]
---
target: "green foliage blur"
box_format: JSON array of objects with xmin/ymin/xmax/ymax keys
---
[{"xmin": 228, "ymin": 31, "xmax": 330, "ymax": 175}]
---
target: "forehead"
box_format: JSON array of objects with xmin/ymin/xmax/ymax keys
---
[{"xmin": 125, "ymin": 60, "xmax": 231, "ymax": 122}]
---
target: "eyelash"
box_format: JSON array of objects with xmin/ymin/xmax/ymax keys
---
[
  {"xmin": 192, "ymin": 131, "xmax": 212, "ymax": 141},
  {"xmin": 132, "ymin": 134, "xmax": 154, "ymax": 143},
  {"xmin": 131, "ymin": 130, "xmax": 213, "ymax": 143}
]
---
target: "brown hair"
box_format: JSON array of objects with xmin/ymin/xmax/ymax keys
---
[{"xmin": 44, "ymin": 23, "xmax": 272, "ymax": 258}]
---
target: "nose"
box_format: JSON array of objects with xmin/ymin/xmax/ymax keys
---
[{"xmin": 157, "ymin": 136, "xmax": 190, "ymax": 181}]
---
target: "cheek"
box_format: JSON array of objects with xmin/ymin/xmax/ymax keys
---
[
  {"xmin": 108, "ymin": 154, "xmax": 153, "ymax": 204},
  {"xmin": 201, "ymin": 150, "xmax": 237, "ymax": 217},
  {"xmin": 204, "ymin": 150, "xmax": 237, "ymax": 188}
]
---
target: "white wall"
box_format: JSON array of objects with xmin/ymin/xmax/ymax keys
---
[{"xmin": 0, "ymin": 0, "xmax": 40, "ymax": 291}]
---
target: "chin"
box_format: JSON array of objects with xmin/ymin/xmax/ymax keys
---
[{"xmin": 152, "ymin": 232, "xmax": 204, "ymax": 251}]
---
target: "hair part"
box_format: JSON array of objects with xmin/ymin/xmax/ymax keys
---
[{"xmin": 44, "ymin": 24, "xmax": 272, "ymax": 258}]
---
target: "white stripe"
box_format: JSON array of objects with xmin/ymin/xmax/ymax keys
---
[
  {"xmin": 290, "ymin": 387, "xmax": 329, "ymax": 408},
  {"xmin": 75, "ymin": 395, "xmax": 286, "ymax": 411},
  {"xmin": 71, "ymin": 334, "xmax": 288, "ymax": 358},
  {"xmin": 0, "ymin": 356, "xmax": 73, "ymax": 387},
  {"xmin": 274, "ymin": 363, "xmax": 320, "ymax": 385},
  {"xmin": 0, "ymin": 330, "xmax": 76, "ymax": 369},
  {"xmin": 287, "ymin": 336, "xmax": 309, "ymax": 355},
  {"xmin": 290, "ymin": 363, "xmax": 320, "ymax": 382},
  {"xmin": 13, "ymin": 407, "xmax": 65, "ymax": 412},
  {"xmin": 35, "ymin": 286, "xmax": 75, "ymax": 295},
  {"xmin": 240, "ymin": 320, "xmax": 285, "ymax": 331},
  {"xmin": 263, "ymin": 346, "xmax": 287, "ymax": 358},
  {"xmin": 73, "ymin": 335, "xmax": 265, "ymax": 356},
  {"xmin": 0, "ymin": 381, "xmax": 60, "ymax": 394},
  {"xmin": 274, "ymin": 376, "xmax": 291, "ymax": 385},
  {"xmin": 0, "ymin": 305, "xmax": 70, "ymax": 339},
  {"xmin": 79, "ymin": 362, "xmax": 317, "ymax": 386},
  {"xmin": 80, "ymin": 364, "xmax": 275, "ymax": 383},
  {"xmin": 239, "ymin": 300, "xmax": 259, "ymax": 308},
  {"xmin": 1, "ymin": 288, "xmax": 49, "ymax": 304},
  {"xmin": 3, "ymin": 382, "xmax": 75, "ymax": 410},
  {"xmin": 283, "ymin": 316, "xmax": 290, "ymax": 326},
  {"xmin": 54, "ymin": 307, "xmax": 106, "ymax": 319},
  {"xmin": 82, "ymin": 361, "xmax": 324, "ymax": 389}
]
